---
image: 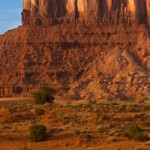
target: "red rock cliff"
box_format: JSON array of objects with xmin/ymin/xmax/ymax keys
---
[
  {"xmin": 22, "ymin": 0, "xmax": 150, "ymax": 25},
  {"xmin": 0, "ymin": 1, "xmax": 149, "ymax": 100}
]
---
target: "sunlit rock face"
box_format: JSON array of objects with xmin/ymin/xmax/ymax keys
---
[
  {"xmin": 22, "ymin": 0, "xmax": 150, "ymax": 26},
  {"xmin": 146, "ymin": 0, "xmax": 150, "ymax": 23}
]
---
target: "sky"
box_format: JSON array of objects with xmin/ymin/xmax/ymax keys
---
[{"xmin": 0, "ymin": 0, "xmax": 22, "ymax": 34}]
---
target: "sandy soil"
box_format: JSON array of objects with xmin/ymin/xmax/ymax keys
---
[
  {"xmin": 0, "ymin": 99, "xmax": 150, "ymax": 150},
  {"xmin": 0, "ymin": 98, "xmax": 34, "ymax": 105}
]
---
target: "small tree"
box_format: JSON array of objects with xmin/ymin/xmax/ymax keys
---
[
  {"xmin": 128, "ymin": 122, "xmax": 149, "ymax": 141},
  {"xmin": 33, "ymin": 87, "xmax": 55, "ymax": 105},
  {"xmin": 29, "ymin": 124, "xmax": 47, "ymax": 142}
]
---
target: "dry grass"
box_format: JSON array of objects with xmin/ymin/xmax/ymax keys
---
[{"xmin": 0, "ymin": 99, "xmax": 150, "ymax": 149}]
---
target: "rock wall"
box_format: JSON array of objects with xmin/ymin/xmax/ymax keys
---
[
  {"xmin": 0, "ymin": 87, "xmax": 32, "ymax": 97},
  {"xmin": 0, "ymin": 25, "xmax": 149, "ymax": 100},
  {"xmin": 147, "ymin": 0, "xmax": 150, "ymax": 23},
  {"xmin": 22, "ymin": 0, "xmax": 67, "ymax": 25},
  {"xmin": 22, "ymin": 0, "xmax": 150, "ymax": 26}
]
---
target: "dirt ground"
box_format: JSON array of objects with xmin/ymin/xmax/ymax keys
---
[
  {"xmin": 0, "ymin": 98, "xmax": 34, "ymax": 105},
  {"xmin": 0, "ymin": 99, "xmax": 150, "ymax": 150}
]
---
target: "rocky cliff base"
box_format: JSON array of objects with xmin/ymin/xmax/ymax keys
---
[{"xmin": 0, "ymin": 24, "xmax": 150, "ymax": 100}]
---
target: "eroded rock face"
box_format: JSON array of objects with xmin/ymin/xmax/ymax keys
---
[
  {"xmin": 22, "ymin": 0, "xmax": 150, "ymax": 25},
  {"xmin": 0, "ymin": 25, "xmax": 150, "ymax": 100},
  {"xmin": 22, "ymin": 0, "xmax": 67, "ymax": 25}
]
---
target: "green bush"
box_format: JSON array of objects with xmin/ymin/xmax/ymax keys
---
[
  {"xmin": 29, "ymin": 124, "xmax": 47, "ymax": 142},
  {"xmin": 128, "ymin": 122, "xmax": 149, "ymax": 141},
  {"xmin": 35, "ymin": 108, "xmax": 45, "ymax": 116},
  {"xmin": 33, "ymin": 87, "xmax": 55, "ymax": 105}
]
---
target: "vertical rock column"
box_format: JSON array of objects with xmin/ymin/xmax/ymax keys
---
[
  {"xmin": 146, "ymin": 0, "xmax": 150, "ymax": 24},
  {"xmin": 23, "ymin": 0, "xmax": 67, "ymax": 25},
  {"xmin": 66, "ymin": 0, "xmax": 84, "ymax": 24},
  {"xmin": 84, "ymin": 0, "xmax": 98, "ymax": 24},
  {"xmin": 39, "ymin": 0, "xmax": 67, "ymax": 18},
  {"xmin": 0, "ymin": 87, "xmax": 4, "ymax": 97},
  {"xmin": 128, "ymin": 0, "xmax": 136, "ymax": 24},
  {"xmin": 84, "ymin": 0, "xmax": 133, "ymax": 25},
  {"xmin": 22, "ymin": 0, "xmax": 150, "ymax": 26},
  {"xmin": 23, "ymin": 0, "xmax": 39, "ymax": 13},
  {"xmin": 135, "ymin": 0, "xmax": 147, "ymax": 24},
  {"xmin": 22, "ymin": 0, "xmax": 39, "ymax": 25}
]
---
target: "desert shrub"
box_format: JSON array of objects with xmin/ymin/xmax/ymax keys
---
[
  {"xmin": 33, "ymin": 87, "xmax": 55, "ymax": 105},
  {"xmin": 66, "ymin": 101, "xmax": 73, "ymax": 108},
  {"xmin": 76, "ymin": 104, "xmax": 83, "ymax": 108},
  {"xmin": 85, "ymin": 100, "xmax": 93, "ymax": 111},
  {"xmin": 62, "ymin": 118, "xmax": 70, "ymax": 125},
  {"xmin": 29, "ymin": 124, "xmax": 47, "ymax": 142},
  {"xmin": 74, "ymin": 129, "xmax": 81, "ymax": 135},
  {"xmin": 35, "ymin": 108, "xmax": 45, "ymax": 116},
  {"xmin": 128, "ymin": 122, "xmax": 149, "ymax": 141}
]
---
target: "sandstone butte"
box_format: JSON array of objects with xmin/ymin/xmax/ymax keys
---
[{"xmin": 0, "ymin": 0, "xmax": 149, "ymax": 100}]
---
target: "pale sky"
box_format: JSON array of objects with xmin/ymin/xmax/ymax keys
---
[{"xmin": 0, "ymin": 0, "xmax": 22, "ymax": 34}]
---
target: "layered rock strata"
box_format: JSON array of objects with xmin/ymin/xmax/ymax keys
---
[{"xmin": 0, "ymin": 25, "xmax": 150, "ymax": 100}]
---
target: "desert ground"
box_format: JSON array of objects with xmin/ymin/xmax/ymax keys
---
[{"xmin": 0, "ymin": 98, "xmax": 150, "ymax": 150}]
